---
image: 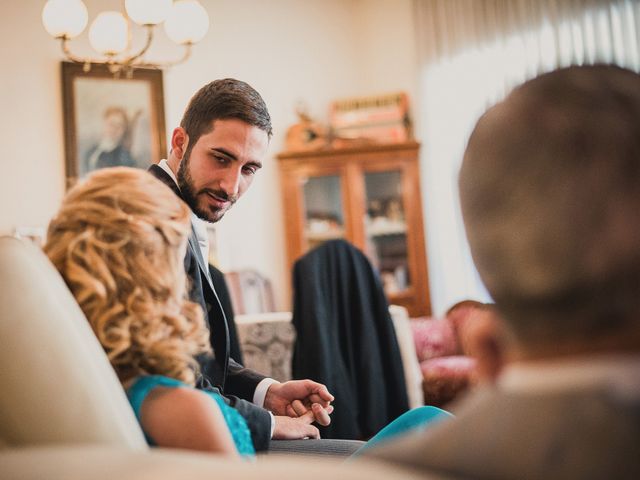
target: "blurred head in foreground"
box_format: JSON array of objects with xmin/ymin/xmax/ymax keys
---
[
  {"xmin": 460, "ymin": 64, "xmax": 640, "ymax": 361},
  {"xmin": 45, "ymin": 167, "xmax": 210, "ymax": 384}
]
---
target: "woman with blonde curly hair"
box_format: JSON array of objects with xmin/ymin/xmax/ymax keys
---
[{"xmin": 45, "ymin": 167, "xmax": 254, "ymax": 456}]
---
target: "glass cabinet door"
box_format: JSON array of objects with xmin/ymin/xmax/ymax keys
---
[
  {"xmin": 302, "ymin": 174, "xmax": 345, "ymax": 250},
  {"xmin": 363, "ymin": 170, "xmax": 410, "ymax": 294}
]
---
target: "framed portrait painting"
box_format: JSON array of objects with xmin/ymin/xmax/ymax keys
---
[{"xmin": 61, "ymin": 62, "xmax": 167, "ymax": 184}]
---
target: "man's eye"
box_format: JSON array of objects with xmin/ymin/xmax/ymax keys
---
[
  {"xmin": 214, "ymin": 155, "xmax": 229, "ymax": 165},
  {"xmin": 242, "ymin": 166, "xmax": 257, "ymax": 175}
]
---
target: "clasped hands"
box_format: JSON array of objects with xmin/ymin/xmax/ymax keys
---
[{"xmin": 264, "ymin": 380, "xmax": 334, "ymax": 440}]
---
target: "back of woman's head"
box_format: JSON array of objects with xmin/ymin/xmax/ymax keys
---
[{"xmin": 45, "ymin": 167, "xmax": 210, "ymax": 385}]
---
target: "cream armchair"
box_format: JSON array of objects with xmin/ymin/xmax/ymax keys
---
[
  {"xmin": 0, "ymin": 236, "xmax": 145, "ymax": 449},
  {"xmin": 0, "ymin": 236, "xmax": 453, "ymax": 479}
]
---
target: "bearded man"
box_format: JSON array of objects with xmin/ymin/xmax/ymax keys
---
[{"xmin": 149, "ymin": 79, "xmax": 336, "ymax": 453}]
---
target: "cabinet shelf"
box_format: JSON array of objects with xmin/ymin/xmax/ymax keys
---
[
  {"xmin": 366, "ymin": 221, "xmax": 407, "ymax": 237},
  {"xmin": 304, "ymin": 229, "xmax": 345, "ymax": 241}
]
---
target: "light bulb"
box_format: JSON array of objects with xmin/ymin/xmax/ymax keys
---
[
  {"xmin": 164, "ymin": 0, "xmax": 210, "ymax": 45},
  {"xmin": 125, "ymin": 0, "xmax": 172, "ymax": 26},
  {"xmin": 88, "ymin": 11, "xmax": 129, "ymax": 55},
  {"xmin": 42, "ymin": 0, "xmax": 88, "ymax": 38}
]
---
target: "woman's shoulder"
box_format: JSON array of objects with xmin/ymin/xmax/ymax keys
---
[
  {"xmin": 127, "ymin": 375, "xmax": 198, "ymax": 415},
  {"xmin": 129, "ymin": 374, "xmax": 187, "ymax": 391},
  {"xmin": 132, "ymin": 376, "xmax": 226, "ymax": 434},
  {"xmin": 133, "ymin": 377, "xmax": 241, "ymax": 455},
  {"xmin": 145, "ymin": 382, "xmax": 215, "ymax": 413},
  {"xmin": 129, "ymin": 375, "xmax": 228, "ymax": 415}
]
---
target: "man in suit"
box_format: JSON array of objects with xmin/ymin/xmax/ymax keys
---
[
  {"xmin": 149, "ymin": 79, "xmax": 334, "ymax": 452},
  {"xmin": 364, "ymin": 65, "xmax": 640, "ymax": 478}
]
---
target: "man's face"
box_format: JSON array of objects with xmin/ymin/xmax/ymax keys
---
[
  {"xmin": 177, "ymin": 118, "xmax": 269, "ymax": 223},
  {"xmin": 104, "ymin": 111, "xmax": 127, "ymax": 143}
]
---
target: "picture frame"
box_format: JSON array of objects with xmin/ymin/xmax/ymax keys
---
[{"xmin": 61, "ymin": 62, "xmax": 167, "ymax": 185}]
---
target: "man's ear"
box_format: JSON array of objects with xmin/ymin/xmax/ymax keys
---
[{"xmin": 170, "ymin": 127, "xmax": 189, "ymax": 160}]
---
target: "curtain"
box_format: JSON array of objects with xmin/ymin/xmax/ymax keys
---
[{"xmin": 414, "ymin": 0, "xmax": 640, "ymax": 315}]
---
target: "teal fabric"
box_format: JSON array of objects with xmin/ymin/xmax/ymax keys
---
[
  {"xmin": 351, "ymin": 406, "xmax": 452, "ymax": 456},
  {"xmin": 127, "ymin": 375, "xmax": 255, "ymax": 456}
]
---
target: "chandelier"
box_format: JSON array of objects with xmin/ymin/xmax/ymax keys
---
[{"xmin": 42, "ymin": 0, "xmax": 209, "ymax": 76}]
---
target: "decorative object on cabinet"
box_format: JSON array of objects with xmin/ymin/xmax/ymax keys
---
[
  {"xmin": 285, "ymin": 103, "xmax": 328, "ymax": 152},
  {"xmin": 329, "ymin": 92, "xmax": 412, "ymax": 146},
  {"xmin": 277, "ymin": 142, "xmax": 430, "ymax": 317},
  {"xmin": 61, "ymin": 62, "xmax": 166, "ymax": 186}
]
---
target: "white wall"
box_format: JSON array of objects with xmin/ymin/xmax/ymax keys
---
[
  {"xmin": 1, "ymin": 2, "xmax": 68, "ymax": 237},
  {"xmin": 0, "ymin": 0, "xmax": 417, "ymax": 311},
  {"xmin": 353, "ymin": 0, "xmax": 418, "ymax": 103}
]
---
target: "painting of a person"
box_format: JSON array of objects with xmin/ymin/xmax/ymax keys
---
[{"xmin": 83, "ymin": 106, "xmax": 137, "ymax": 174}]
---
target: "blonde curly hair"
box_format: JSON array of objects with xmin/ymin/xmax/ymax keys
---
[{"xmin": 45, "ymin": 167, "xmax": 211, "ymax": 385}]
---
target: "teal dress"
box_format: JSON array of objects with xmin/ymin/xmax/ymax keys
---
[
  {"xmin": 127, "ymin": 375, "xmax": 255, "ymax": 456},
  {"xmin": 351, "ymin": 405, "xmax": 452, "ymax": 456}
]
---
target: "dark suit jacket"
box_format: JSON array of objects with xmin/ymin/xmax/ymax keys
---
[
  {"xmin": 209, "ymin": 264, "xmax": 244, "ymax": 364},
  {"xmin": 148, "ymin": 164, "xmax": 272, "ymax": 451},
  {"xmin": 291, "ymin": 239, "xmax": 409, "ymax": 440},
  {"xmin": 365, "ymin": 382, "xmax": 640, "ymax": 479}
]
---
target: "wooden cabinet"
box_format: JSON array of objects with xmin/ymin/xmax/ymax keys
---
[{"xmin": 277, "ymin": 142, "xmax": 431, "ymax": 317}]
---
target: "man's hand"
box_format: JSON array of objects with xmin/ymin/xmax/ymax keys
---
[
  {"xmin": 264, "ymin": 380, "xmax": 334, "ymax": 426},
  {"xmin": 288, "ymin": 401, "xmax": 333, "ymax": 426},
  {"xmin": 271, "ymin": 406, "xmax": 333, "ymax": 440}
]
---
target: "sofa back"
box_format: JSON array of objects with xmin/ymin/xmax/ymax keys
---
[{"xmin": 0, "ymin": 236, "xmax": 146, "ymax": 449}]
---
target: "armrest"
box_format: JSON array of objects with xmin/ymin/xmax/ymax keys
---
[{"xmin": 389, "ymin": 305, "xmax": 425, "ymax": 408}]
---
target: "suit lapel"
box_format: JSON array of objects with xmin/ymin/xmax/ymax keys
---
[
  {"xmin": 148, "ymin": 164, "xmax": 231, "ymax": 383},
  {"xmin": 189, "ymin": 226, "xmax": 230, "ymax": 382},
  {"xmin": 149, "ymin": 164, "xmax": 181, "ymax": 197}
]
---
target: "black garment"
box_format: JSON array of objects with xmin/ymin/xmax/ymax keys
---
[
  {"xmin": 291, "ymin": 239, "xmax": 409, "ymax": 440},
  {"xmin": 148, "ymin": 164, "xmax": 271, "ymax": 451},
  {"xmin": 209, "ymin": 264, "xmax": 243, "ymax": 364}
]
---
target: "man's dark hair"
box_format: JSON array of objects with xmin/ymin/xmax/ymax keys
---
[
  {"xmin": 180, "ymin": 78, "xmax": 272, "ymax": 146},
  {"xmin": 459, "ymin": 64, "xmax": 640, "ymax": 347}
]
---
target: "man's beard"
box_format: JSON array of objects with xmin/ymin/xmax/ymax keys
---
[{"xmin": 177, "ymin": 149, "xmax": 237, "ymax": 224}]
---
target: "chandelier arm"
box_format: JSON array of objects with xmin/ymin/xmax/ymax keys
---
[
  {"xmin": 60, "ymin": 36, "xmax": 103, "ymax": 66},
  {"xmin": 134, "ymin": 42, "xmax": 193, "ymax": 69},
  {"xmin": 55, "ymin": 24, "xmax": 196, "ymax": 75},
  {"xmin": 119, "ymin": 24, "xmax": 155, "ymax": 67}
]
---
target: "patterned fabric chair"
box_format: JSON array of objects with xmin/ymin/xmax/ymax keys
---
[
  {"xmin": 411, "ymin": 313, "xmax": 478, "ymax": 407},
  {"xmin": 235, "ymin": 312, "xmax": 295, "ymax": 383}
]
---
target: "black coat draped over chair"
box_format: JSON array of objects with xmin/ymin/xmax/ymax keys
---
[{"xmin": 291, "ymin": 240, "xmax": 409, "ymax": 440}]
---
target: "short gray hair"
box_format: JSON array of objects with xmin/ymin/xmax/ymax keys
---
[{"xmin": 460, "ymin": 64, "xmax": 640, "ymax": 345}]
